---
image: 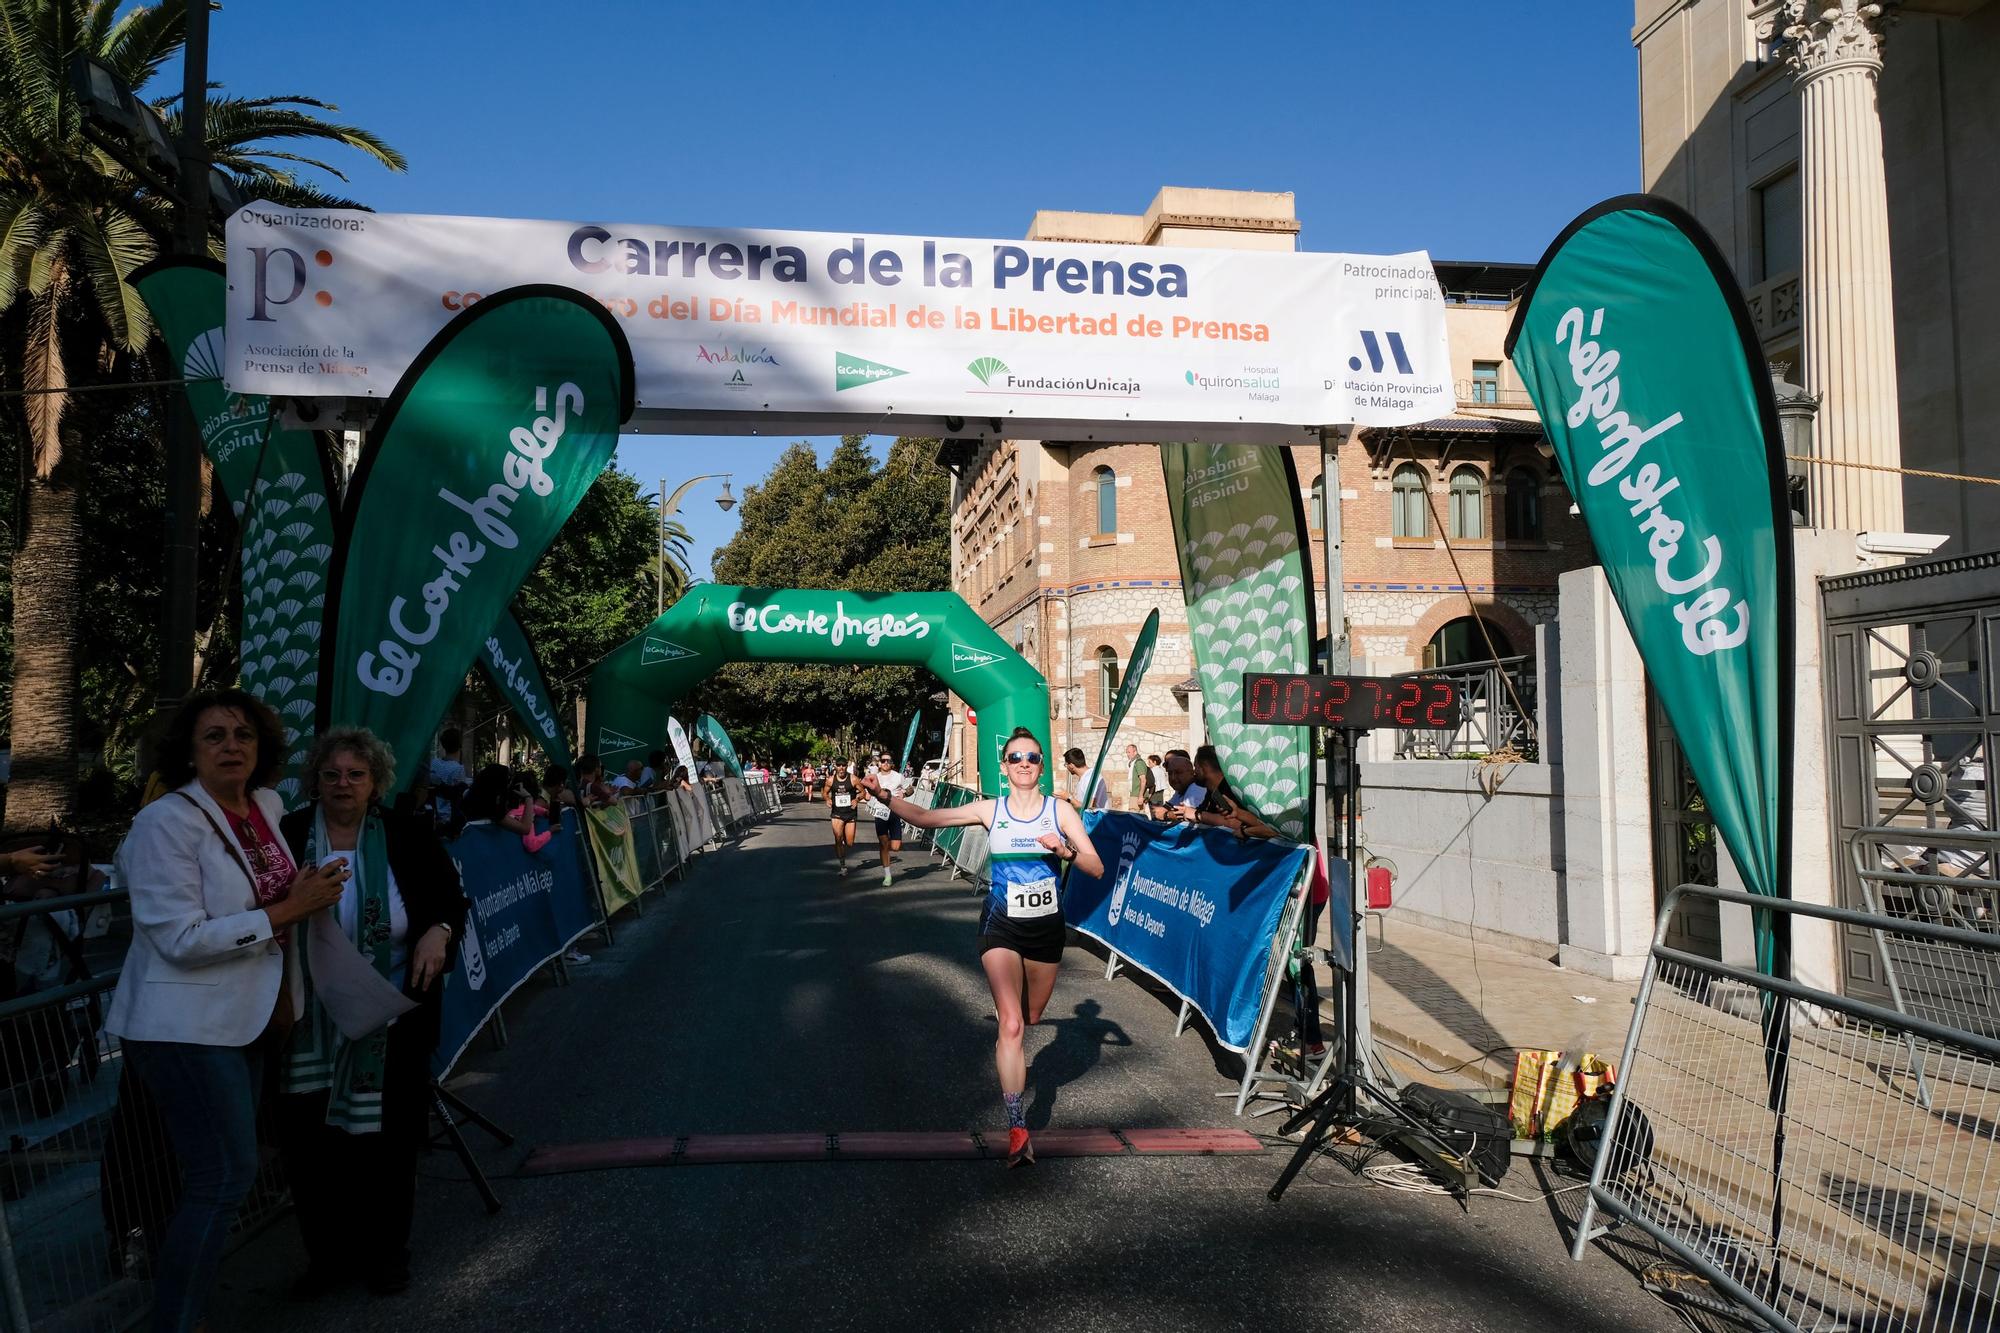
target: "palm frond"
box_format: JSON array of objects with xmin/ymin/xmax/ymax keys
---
[
  {"xmin": 26, "ymin": 227, "xmax": 65, "ymax": 296},
  {"xmin": 101, "ymin": 0, "xmax": 185, "ymax": 92},
  {"xmin": 217, "ymin": 147, "xmax": 347, "ymax": 180},
  {"xmin": 233, "ymin": 175, "xmax": 368, "ymax": 213},
  {"xmin": 0, "ymin": 0, "xmax": 65, "ymax": 144},
  {"xmin": 22, "ymin": 284, "xmax": 69, "ymax": 477},
  {"xmin": 0, "ymin": 191, "xmax": 50, "ymax": 310},
  {"xmin": 175, "ymin": 97, "xmax": 407, "ymax": 173},
  {"xmin": 72, "ymin": 205, "xmax": 155, "ymax": 351}
]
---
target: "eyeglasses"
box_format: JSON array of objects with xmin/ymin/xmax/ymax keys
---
[
  {"xmin": 1005, "ymin": 751, "xmax": 1044, "ymax": 765},
  {"xmin": 318, "ymin": 768, "xmax": 370, "ymax": 787}
]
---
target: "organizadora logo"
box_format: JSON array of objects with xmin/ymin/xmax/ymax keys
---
[
  {"xmin": 964, "ymin": 354, "xmax": 1137, "ymax": 397},
  {"xmin": 834, "ymin": 351, "xmax": 906, "ymax": 392},
  {"xmin": 1184, "ymin": 366, "xmax": 1281, "ymax": 403}
]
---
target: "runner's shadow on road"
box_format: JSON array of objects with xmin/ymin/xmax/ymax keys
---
[{"xmin": 1025, "ymin": 998, "xmax": 1132, "ymax": 1130}]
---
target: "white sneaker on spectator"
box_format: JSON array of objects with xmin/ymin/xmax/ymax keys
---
[{"xmin": 562, "ymin": 947, "xmax": 592, "ymax": 965}]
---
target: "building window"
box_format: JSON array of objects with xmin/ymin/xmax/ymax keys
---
[
  {"xmin": 1425, "ymin": 616, "xmax": 1515, "ymax": 669},
  {"xmin": 1094, "ymin": 466, "xmax": 1117, "ymax": 535},
  {"xmin": 1095, "ymin": 646, "xmax": 1119, "ymax": 715},
  {"xmin": 1754, "ymin": 169, "xmax": 1801, "ymax": 284},
  {"xmin": 1448, "ymin": 466, "xmax": 1486, "ymax": 540},
  {"xmin": 1392, "ymin": 465, "xmax": 1429, "ymax": 539},
  {"xmin": 1309, "ymin": 475, "xmax": 1325, "ymax": 531},
  {"xmin": 1471, "ymin": 362, "xmax": 1500, "ymax": 404},
  {"xmin": 1504, "ymin": 468, "xmax": 1542, "ymax": 541}
]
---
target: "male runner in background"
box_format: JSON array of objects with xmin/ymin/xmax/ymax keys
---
[{"xmin": 868, "ymin": 751, "xmax": 907, "ymax": 885}]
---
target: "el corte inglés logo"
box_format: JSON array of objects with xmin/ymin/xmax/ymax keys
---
[
  {"xmin": 834, "ymin": 352, "xmax": 906, "ymax": 391},
  {"xmin": 599, "ymin": 726, "xmax": 645, "ymax": 754},
  {"xmin": 951, "ymin": 642, "xmax": 1001, "ymax": 673},
  {"xmin": 641, "ymin": 636, "xmax": 698, "ymax": 665}
]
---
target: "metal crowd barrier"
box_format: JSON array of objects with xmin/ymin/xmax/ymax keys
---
[
  {"xmin": 1573, "ymin": 871, "xmax": 2000, "ymax": 1332},
  {"xmin": 0, "ymin": 889, "xmax": 289, "ymax": 1333},
  {"xmin": 923, "ymin": 783, "xmax": 988, "ymax": 885}
]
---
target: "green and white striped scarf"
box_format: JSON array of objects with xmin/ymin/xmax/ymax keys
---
[{"xmin": 280, "ymin": 807, "xmax": 393, "ymax": 1134}]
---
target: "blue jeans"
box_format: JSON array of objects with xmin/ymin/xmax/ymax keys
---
[{"xmin": 121, "ymin": 1040, "xmax": 264, "ymax": 1333}]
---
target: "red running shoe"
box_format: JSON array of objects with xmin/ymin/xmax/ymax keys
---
[{"xmin": 1006, "ymin": 1127, "xmax": 1034, "ymax": 1168}]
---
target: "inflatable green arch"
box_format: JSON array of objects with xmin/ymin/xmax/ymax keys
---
[{"xmin": 584, "ymin": 586, "xmax": 1051, "ymax": 795}]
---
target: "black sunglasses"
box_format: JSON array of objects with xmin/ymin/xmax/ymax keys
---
[{"xmin": 1005, "ymin": 750, "xmax": 1044, "ymax": 765}]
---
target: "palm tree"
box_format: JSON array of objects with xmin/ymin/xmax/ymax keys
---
[{"xmin": 0, "ymin": 0, "xmax": 403, "ymax": 827}]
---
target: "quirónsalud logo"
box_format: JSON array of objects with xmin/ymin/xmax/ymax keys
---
[{"xmin": 835, "ymin": 352, "xmax": 906, "ymax": 392}]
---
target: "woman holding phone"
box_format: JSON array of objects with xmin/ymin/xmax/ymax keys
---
[{"xmin": 860, "ymin": 726, "xmax": 1102, "ymax": 1166}]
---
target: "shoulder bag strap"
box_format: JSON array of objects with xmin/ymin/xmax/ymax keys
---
[{"xmin": 171, "ymin": 791, "xmax": 260, "ymax": 895}]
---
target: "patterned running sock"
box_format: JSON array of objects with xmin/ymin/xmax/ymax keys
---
[{"xmin": 1004, "ymin": 1091, "xmax": 1027, "ymax": 1131}]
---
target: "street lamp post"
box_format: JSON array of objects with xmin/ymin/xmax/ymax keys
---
[{"xmin": 656, "ymin": 474, "xmax": 736, "ymax": 614}]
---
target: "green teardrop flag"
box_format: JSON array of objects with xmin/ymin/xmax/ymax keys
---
[
  {"xmin": 696, "ymin": 713, "xmax": 743, "ymax": 779},
  {"xmin": 1084, "ymin": 608, "xmax": 1160, "ymax": 815},
  {"xmin": 325, "ymin": 286, "xmax": 634, "ymax": 794},
  {"xmin": 130, "ymin": 258, "xmax": 336, "ymax": 807},
  {"xmin": 900, "ymin": 713, "xmax": 922, "ymax": 772},
  {"xmin": 1161, "ymin": 445, "xmax": 1316, "ymax": 840},
  {"xmin": 480, "ymin": 607, "xmax": 574, "ymax": 772},
  {"xmin": 1506, "ymin": 195, "xmax": 1792, "ymax": 977}
]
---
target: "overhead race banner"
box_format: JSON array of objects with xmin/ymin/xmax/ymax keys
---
[
  {"xmin": 1507, "ymin": 195, "xmax": 1792, "ymax": 975},
  {"xmin": 696, "ymin": 713, "xmax": 742, "ymax": 779},
  {"xmin": 1161, "ymin": 444, "xmax": 1316, "ymax": 839},
  {"xmin": 586, "ymin": 587, "xmax": 1049, "ymax": 796},
  {"xmin": 223, "ymin": 204, "xmax": 1453, "ymax": 439},
  {"xmin": 129, "ymin": 257, "xmax": 335, "ymax": 807},
  {"xmin": 435, "ymin": 815, "xmax": 597, "ymax": 1077},
  {"xmin": 1082, "ymin": 608, "xmax": 1160, "ymax": 830},
  {"xmin": 1066, "ymin": 814, "xmax": 1312, "ymax": 1051},
  {"xmin": 667, "ymin": 717, "xmax": 696, "ymax": 776},
  {"xmin": 323, "ymin": 286, "xmax": 635, "ymax": 794},
  {"xmin": 479, "ymin": 607, "xmax": 573, "ymax": 771}
]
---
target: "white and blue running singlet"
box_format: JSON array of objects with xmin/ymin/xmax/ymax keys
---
[{"xmin": 982, "ymin": 795, "xmax": 1063, "ymax": 929}]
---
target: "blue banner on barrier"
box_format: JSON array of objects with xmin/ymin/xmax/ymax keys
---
[
  {"xmin": 1064, "ymin": 812, "xmax": 1312, "ymax": 1052},
  {"xmin": 433, "ymin": 815, "xmax": 597, "ymax": 1077}
]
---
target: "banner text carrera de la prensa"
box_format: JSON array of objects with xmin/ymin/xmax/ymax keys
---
[{"xmin": 566, "ymin": 228, "xmax": 1195, "ymax": 299}]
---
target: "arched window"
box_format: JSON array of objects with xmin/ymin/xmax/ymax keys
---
[
  {"xmin": 1448, "ymin": 466, "xmax": 1486, "ymax": 540},
  {"xmin": 1093, "ymin": 466, "xmax": 1117, "ymax": 535},
  {"xmin": 1392, "ymin": 465, "xmax": 1428, "ymax": 539},
  {"xmin": 1505, "ymin": 468, "xmax": 1543, "ymax": 541},
  {"xmin": 1426, "ymin": 616, "xmax": 1515, "ymax": 669},
  {"xmin": 1096, "ymin": 646, "xmax": 1120, "ymax": 715},
  {"xmin": 1309, "ymin": 475, "xmax": 1325, "ymax": 531}
]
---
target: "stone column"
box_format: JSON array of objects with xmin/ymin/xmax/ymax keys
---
[{"xmin": 1776, "ymin": 0, "xmax": 1903, "ymax": 533}]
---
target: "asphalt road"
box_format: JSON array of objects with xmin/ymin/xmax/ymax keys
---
[{"xmin": 212, "ymin": 803, "xmax": 1686, "ymax": 1332}]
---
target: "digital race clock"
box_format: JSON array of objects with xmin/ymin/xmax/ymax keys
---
[{"xmin": 1241, "ymin": 672, "xmax": 1462, "ymax": 731}]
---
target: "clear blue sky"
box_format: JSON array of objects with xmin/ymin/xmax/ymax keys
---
[{"xmin": 200, "ymin": 1, "xmax": 1640, "ymax": 577}]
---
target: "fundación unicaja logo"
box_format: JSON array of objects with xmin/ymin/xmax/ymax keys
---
[
  {"xmin": 967, "ymin": 356, "xmax": 1009, "ymax": 386},
  {"xmin": 1106, "ymin": 830, "xmax": 1142, "ymax": 926},
  {"xmin": 834, "ymin": 351, "xmax": 906, "ymax": 392}
]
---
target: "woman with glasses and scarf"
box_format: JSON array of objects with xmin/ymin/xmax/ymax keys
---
[
  {"xmin": 860, "ymin": 726, "xmax": 1102, "ymax": 1167},
  {"xmin": 106, "ymin": 689, "xmax": 348, "ymax": 1333},
  {"xmin": 276, "ymin": 727, "xmax": 468, "ymax": 1299}
]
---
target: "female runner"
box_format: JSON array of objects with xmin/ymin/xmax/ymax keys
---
[
  {"xmin": 825, "ymin": 761, "xmax": 862, "ymax": 875},
  {"xmin": 860, "ymin": 726, "xmax": 1103, "ymax": 1165}
]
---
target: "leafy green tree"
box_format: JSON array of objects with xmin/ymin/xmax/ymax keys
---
[
  {"xmin": 703, "ymin": 434, "xmax": 949, "ymax": 742},
  {"xmin": 0, "ymin": 0, "xmax": 405, "ymax": 826}
]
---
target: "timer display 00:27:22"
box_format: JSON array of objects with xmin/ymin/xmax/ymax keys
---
[{"xmin": 1240, "ymin": 673, "xmax": 1461, "ymax": 731}]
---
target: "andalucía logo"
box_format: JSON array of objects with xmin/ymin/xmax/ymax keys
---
[
  {"xmin": 641, "ymin": 636, "xmax": 697, "ymax": 665},
  {"xmin": 951, "ymin": 642, "xmax": 1001, "ymax": 673},
  {"xmin": 966, "ymin": 356, "xmax": 1009, "ymax": 386},
  {"xmin": 835, "ymin": 352, "xmax": 906, "ymax": 392},
  {"xmin": 599, "ymin": 726, "xmax": 645, "ymax": 754},
  {"xmin": 695, "ymin": 345, "xmax": 780, "ymax": 366},
  {"xmin": 1106, "ymin": 829, "xmax": 1142, "ymax": 926},
  {"xmin": 726, "ymin": 369, "xmax": 750, "ymax": 390}
]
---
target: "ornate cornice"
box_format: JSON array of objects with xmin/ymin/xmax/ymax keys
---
[{"xmin": 1767, "ymin": 1, "xmax": 1893, "ymax": 78}]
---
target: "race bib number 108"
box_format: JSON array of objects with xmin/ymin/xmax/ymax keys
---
[{"xmin": 1007, "ymin": 879, "xmax": 1059, "ymax": 919}]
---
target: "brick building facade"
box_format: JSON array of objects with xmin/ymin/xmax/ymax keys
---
[{"xmin": 945, "ymin": 188, "xmax": 1597, "ymax": 784}]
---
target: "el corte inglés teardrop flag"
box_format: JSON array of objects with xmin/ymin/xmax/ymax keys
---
[
  {"xmin": 1506, "ymin": 195, "xmax": 1793, "ymax": 974},
  {"xmin": 130, "ymin": 257, "xmax": 337, "ymax": 807},
  {"xmin": 1161, "ymin": 444, "xmax": 1316, "ymax": 840},
  {"xmin": 1083, "ymin": 608, "xmax": 1160, "ymax": 818},
  {"xmin": 696, "ymin": 714, "xmax": 743, "ymax": 779},
  {"xmin": 325, "ymin": 286, "xmax": 635, "ymax": 794},
  {"xmin": 479, "ymin": 607, "xmax": 574, "ymax": 772}
]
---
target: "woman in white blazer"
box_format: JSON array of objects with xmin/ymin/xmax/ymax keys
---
[{"xmin": 106, "ymin": 689, "xmax": 345, "ymax": 1333}]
